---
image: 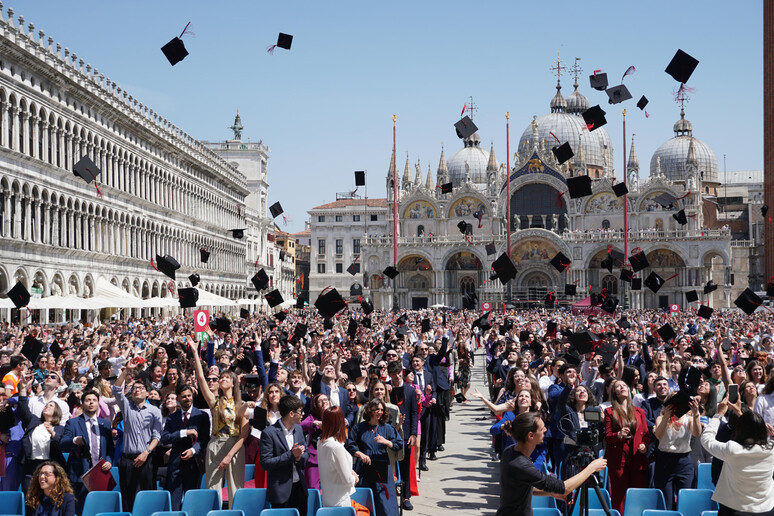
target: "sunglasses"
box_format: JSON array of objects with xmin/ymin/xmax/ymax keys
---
[
  {"xmin": 347, "ymin": 388, "xmax": 356, "ymax": 392},
  {"xmin": 47, "ymin": 375, "xmax": 58, "ymax": 380},
  {"xmin": 207, "ymin": 377, "xmax": 218, "ymax": 382}
]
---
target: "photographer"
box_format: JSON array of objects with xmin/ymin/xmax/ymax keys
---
[
  {"xmin": 497, "ymin": 411, "xmax": 606, "ymax": 516},
  {"xmin": 557, "ymin": 385, "xmax": 603, "ymax": 479}
]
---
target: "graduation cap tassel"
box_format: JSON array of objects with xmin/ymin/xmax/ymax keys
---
[
  {"xmin": 460, "ymin": 103, "xmax": 467, "ymax": 117},
  {"xmin": 179, "ymin": 22, "xmax": 194, "ymax": 39},
  {"xmin": 548, "ymin": 131, "xmax": 561, "ymax": 144},
  {"xmin": 556, "ymin": 190, "xmax": 567, "ymax": 208},
  {"xmin": 253, "ymin": 257, "xmax": 260, "ymax": 270},
  {"xmin": 621, "ymin": 65, "xmax": 637, "ymax": 81},
  {"xmin": 167, "ymin": 281, "xmax": 175, "ymax": 295},
  {"xmin": 150, "ymin": 259, "xmax": 159, "ymax": 272},
  {"xmin": 644, "ymin": 110, "xmax": 650, "ymax": 118},
  {"xmin": 674, "ymin": 191, "xmax": 692, "ymax": 200},
  {"xmin": 94, "ymin": 183, "xmax": 103, "ymax": 199}
]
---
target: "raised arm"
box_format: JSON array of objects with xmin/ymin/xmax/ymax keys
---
[{"xmin": 187, "ymin": 336, "xmax": 216, "ymax": 408}]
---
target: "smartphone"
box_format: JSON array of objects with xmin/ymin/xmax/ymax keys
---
[{"xmin": 728, "ymin": 384, "xmax": 739, "ymax": 404}]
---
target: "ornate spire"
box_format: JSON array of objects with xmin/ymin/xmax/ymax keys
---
[
  {"xmin": 436, "ymin": 144, "xmax": 448, "ymax": 184},
  {"xmin": 628, "ymin": 134, "xmax": 639, "ymax": 171},
  {"xmin": 402, "ymin": 152, "xmax": 412, "ymax": 189},
  {"xmin": 426, "ymin": 163, "xmax": 434, "ymax": 189},
  {"xmin": 387, "ymin": 149, "xmax": 395, "ymax": 175},
  {"xmin": 229, "ymin": 110, "xmax": 243, "ymax": 140},
  {"xmin": 414, "ymin": 158, "xmax": 422, "ymax": 185},
  {"xmin": 487, "ymin": 141, "xmax": 498, "ymax": 172},
  {"xmin": 550, "ymin": 53, "xmax": 567, "ymax": 113},
  {"xmin": 627, "ymin": 134, "xmax": 640, "ymax": 191},
  {"xmin": 686, "ymin": 137, "xmax": 697, "ymax": 166}
]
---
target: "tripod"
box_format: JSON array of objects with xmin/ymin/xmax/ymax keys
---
[{"xmin": 570, "ymin": 473, "xmax": 612, "ymax": 516}]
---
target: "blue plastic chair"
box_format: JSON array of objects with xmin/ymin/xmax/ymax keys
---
[
  {"xmin": 533, "ymin": 509, "xmax": 562, "ymax": 516},
  {"xmin": 207, "ymin": 511, "xmax": 243, "ymax": 516},
  {"xmin": 150, "ymin": 512, "xmax": 186, "ymax": 516},
  {"xmin": 259, "ymin": 510, "xmax": 299, "ymax": 516},
  {"xmin": 622, "ymin": 488, "xmax": 667, "ymax": 516},
  {"xmin": 132, "ymin": 490, "xmax": 172, "ymax": 516},
  {"xmin": 677, "ymin": 489, "xmax": 718, "ymax": 516},
  {"xmin": 231, "ymin": 488, "xmax": 269, "ymax": 515},
  {"xmin": 83, "ymin": 491, "xmax": 123, "ymax": 516},
  {"xmin": 315, "ymin": 510, "xmax": 356, "ymax": 516},
  {"xmin": 587, "ymin": 511, "xmax": 620, "ymax": 516},
  {"xmin": 182, "ymin": 489, "xmax": 221, "ymax": 516},
  {"xmin": 696, "ymin": 463, "xmax": 715, "ymax": 490},
  {"xmin": 700, "ymin": 512, "xmax": 718, "ymax": 516},
  {"xmin": 350, "ymin": 488, "xmax": 375, "ymax": 516},
  {"xmin": 642, "ymin": 511, "xmax": 683, "ymax": 516},
  {"xmin": 96, "ymin": 512, "xmax": 132, "ymax": 516},
  {"xmin": 532, "ymin": 495, "xmax": 558, "ymax": 508},
  {"xmin": 307, "ymin": 489, "xmax": 321, "ymax": 516},
  {"xmin": 110, "ymin": 467, "xmax": 121, "ymax": 492},
  {"xmin": 245, "ymin": 464, "xmax": 256, "ymax": 482},
  {"xmin": 0, "ymin": 492, "xmax": 24, "ymax": 516},
  {"xmin": 570, "ymin": 488, "xmax": 612, "ymax": 516}
]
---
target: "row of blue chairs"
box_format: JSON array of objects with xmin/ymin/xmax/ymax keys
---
[
  {"xmin": 533, "ymin": 488, "xmax": 718, "ymax": 516},
  {"xmin": 94, "ymin": 510, "xmax": 357, "ymax": 516},
  {"xmin": 535, "ymin": 511, "xmax": 718, "ymax": 516}
]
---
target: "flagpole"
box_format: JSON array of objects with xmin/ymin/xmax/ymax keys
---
[
  {"xmin": 506, "ymin": 112, "xmax": 512, "ymax": 307},
  {"xmin": 392, "ymin": 115, "xmax": 399, "ymax": 311},
  {"xmin": 622, "ymin": 108, "xmax": 629, "ymax": 310}
]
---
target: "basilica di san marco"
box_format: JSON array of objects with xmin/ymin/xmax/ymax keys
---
[{"xmin": 363, "ymin": 73, "xmax": 748, "ymax": 311}]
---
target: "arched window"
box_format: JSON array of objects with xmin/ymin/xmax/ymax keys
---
[
  {"xmin": 409, "ymin": 274, "xmax": 427, "ymax": 289},
  {"xmin": 417, "ymin": 224, "xmax": 424, "ymax": 237},
  {"xmin": 602, "ymin": 219, "xmax": 610, "ymax": 230},
  {"xmin": 602, "ymin": 275, "xmax": 618, "ymax": 295}
]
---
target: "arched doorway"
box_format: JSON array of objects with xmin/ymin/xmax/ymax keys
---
[
  {"xmin": 445, "ymin": 251, "xmax": 482, "ymax": 308},
  {"xmin": 399, "ymin": 255, "xmax": 434, "ymax": 309},
  {"xmin": 510, "ymin": 183, "xmax": 568, "ymax": 232},
  {"xmin": 521, "ymin": 271, "xmax": 551, "ymax": 302},
  {"xmin": 460, "ymin": 276, "xmax": 476, "ymax": 309},
  {"xmin": 643, "ymin": 248, "xmax": 686, "ymax": 308}
]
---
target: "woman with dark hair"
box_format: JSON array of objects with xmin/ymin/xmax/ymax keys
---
[
  {"xmin": 558, "ymin": 384, "xmax": 603, "ymax": 470},
  {"xmin": 746, "ymin": 360, "xmax": 767, "ymax": 394},
  {"xmin": 160, "ymin": 365, "xmax": 184, "ymax": 400},
  {"xmin": 497, "ymin": 411, "xmax": 606, "ymax": 516},
  {"xmin": 300, "ymin": 393, "xmax": 330, "ymax": 489},
  {"xmin": 456, "ymin": 340, "xmax": 471, "ymax": 401},
  {"xmin": 346, "ymin": 399, "xmax": 403, "ymax": 516},
  {"xmin": 25, "ymin": 462, "xmax": 75, "ymax": 516},
  {"xmin": 702, "ymin": 399, "xmax": 774, "ymax": 515},
  {"xmin": 318, "ymin": 407, "xmax": 359, "ymax": 508}
]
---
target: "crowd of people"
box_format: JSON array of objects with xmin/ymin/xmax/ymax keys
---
[{"xmin": 1, "ymin": 305, "xmax": 774, "ymax": 516}]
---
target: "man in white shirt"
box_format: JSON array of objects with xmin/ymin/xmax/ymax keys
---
[{"xmin": 28, "ymin": 372, "xmax": 70, "ymax": 426}]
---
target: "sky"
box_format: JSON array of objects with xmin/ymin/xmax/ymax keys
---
[{"xmin": 10, "ymin": 1, "xmax": 763, "ymax": 234}]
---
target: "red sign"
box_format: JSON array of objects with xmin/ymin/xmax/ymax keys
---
[
  {"xmin": 670, "ymin": 304, "xmax": 679, "ymax": 313},
  {"xmin": 481, "ymin": 302, "xmax": 491, "ymax": 311},
  {"xmin": 194, "ymin": 309, "xmax": 210, "ymax": 332}
]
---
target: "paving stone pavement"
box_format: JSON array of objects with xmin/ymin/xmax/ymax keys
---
[{"xmin": 407, "ymin": 350, "xmax": 500, "ymax": 516}]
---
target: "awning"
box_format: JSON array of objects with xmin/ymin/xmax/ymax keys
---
[
  {"xmin": 237, "ymin": 298, "xmax": 261, "ymax": 305},
  {"xmin": 197, "ymin": 289, "xmax": 238, "ymax": 307},
  {"xmin": 94, "ymin": 278, "xmax": 148, "ymax": 308}
]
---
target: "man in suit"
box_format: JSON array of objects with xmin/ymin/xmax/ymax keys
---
[
  {"xmin": 310, "ymin": 359, "xmax": 353, "ymax": 420},
  {"xmin": 160, "ymin": 385, "xmax": 210, "ymax": 511},
  {"xmin": 260, "ymin": 395, "xmax": 309, "ymax": 515},
  {"xmin": 411, "ymin": 354, "xmax": 435, "ymax": 470},
  {"xmin": 61, "ymin": 390, "xmax": 114, "ymax": 515},
  {"xmin": 388, "ymin": 360, "xmax": 419, "ymax": 511},
  {"xmin": 423, "ymin": 332, "xmax": 451, "ymax": 458}
]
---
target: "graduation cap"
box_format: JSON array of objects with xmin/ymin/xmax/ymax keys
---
[
  {"xmin": 734, "ymin": 288, "xmax": 763, "ymax": 316},
  {"xmin": 200, "ymin": 248, "xmax": 210, "ymax": 263},
  {"xmin": 188, "ymin": 273, "xmax": 200, "ymax": 287},
  {"xmin": 491, "ymin": 253, "xmax": 517, "ymax": 284},
  {"xmin": 582, "ymin": 105, "xmax": 607, "ymax": 131},
  {"xmin": 315, "ymin": 287, "xmax": 347, "ymax": 317},
  {"xmin": 214, "ymin": 317, "xmax": 231, "ymax": 333},
  {"xmin": 767, "ymin": 281, "xmax": 774, "ymax": 297},
  {"xmin": 664, "ymin": 390, "xmax": 692, "ymax": 418},
  {"xmin": 704, "ymin": 280, "xmax": 718, "ymax": 294},
  {"xmin": 697, "ymin": 305, "xmax": 714, "ymax": 319},
  {"xmin": 6, "ymin": 281, "xmax": 30, "ymax": 308},
  {"xmin": 454, "ymin": 116, "xmax": 478, "ymax": 139},
  {"xmin": 269, "ymin": 202, "xmax": 284, "ymax": 219},
  {"xmin": 589, "ymin": 72, "xmax": 608, "ymax": 91},
  {"xmin": 567, "ymin": 175, "xmax": 592, "ymax": 199},
  {"xmin": 629, "ymin": 251, "xmax": 649, "ymax": 273},
  {"xmin": 274, "ymin": 311, "xmax": 287, "ymax": 322},
  {"xmin": 653, "ymin": 193, "xmax": 676, "ymax": 209},
  {"xmin": 354, "ymin": 171, "xmax": 366, "ymax": 186},
  {"xmin": 344, "ymin": 318, "xmax": 357, "ymax": 338},
  {"xmin": 637, "ymin": 96, "xmax": 649, "ymax": 111},
  {"xmin": 657, "ymin": 323, "xmax": 676, "ymax": 342},
  {"xmin": 20, "ymin": 336, "xmax": 44, "ymax": 364},
  {"xmin": 544, "ymin": 292, "xmax": 556, "ymax": 308},
  {"xmin": 346, "ymin": 263, "xmax": 360, "ymax": 276},
  {"xmin": 294, "ymin": 322, "xmax": 308, "ymax": 341},
  {"xmin": 686, "ymin": 290, "xmax": 699, "ymax": 303},
  {"xmin": 360, "ymin": 297, "xmax": 374, "ymax": 315},
  {"xmin": 296, "ymin": 296, "xmax": 306, "ymax": 309},
  {"xmin": 546, "ymin": 321, "xmax": 557, "ymax": 337},
  {"xmin": 631, "ymin": 278, "xmax": 642, "ymax": 291},
  {"xmin": 549, "ymin": 252, "xmax": 571, "ymax": 273},
  {"xmin": 605, "ymin": 84, "xmax": 633, "ymax": 105},
  {"xmin": 673, "ymin": 209, "xmax": 688, "ymax": 225},
  {"xmin": 341, "ymin": 357, "xmax": 363, "ymax": 381},
  {"xmin": 552, "ymin": 142, "xmax": 574, "ymax": 165},
  {"xmin": 612, "ymin": 182, "xmax": 628, "ymax": 197},
  {"xmin": 264, "ymin": 289, "xmax": 284, "ymax": 308},
  {"xmin": 73, "ymin": 156, "xmax": 102, "ymax": 184},
  {"xmin": 240, "ymin": 308, "xmax": 249, "ymax": 319},
  {"xmin": 396, "ymin": 313, "xmax": 408, "ymax": 326},
  {"xmin": 161, "ymin": 342, "xmax": 179, "ymax": 362},
  {"xmin": 665, "ymin": 49, "xmax": 699, "ymax": 84},
  {"xmin": 565, "ymin": 284, "xmax": 577, "ymax": 296},
  {"xmin": 421, "ymin": 318, "xmax": 432, "ymax": 333},
  {"xmin": 440, "ymin": 182, "xmax": 453, "ymax": 194},
  {"xmin": 251, "ymin": 269, "xmax": 270, "ymax": 291},
  {"xmin": 601, "ymin": 296, "xmax": 618, "ymax": 315},
  {"xmin": 230, "ymin": 228, "xmax": 246, "ymax": 239},
  {"xmin": 471, "ymin": 312, "xmax": 491, "ymax": 331},
  {"xmin": 155, "ymin": 254, "xmax": 181, "ymax": 280},
  {"xmin": 323, "ymin": 317, "xmax": 335, "ymax": 330},
  {"xmin": 161, "ymin": 37, "xmax": 188, "ymax": 66},
  {"xmin": 570, "ymin": 331, "xmax": 598, "ymax": 355},
  {"xmin": 616, "ymin": 316, "xmax": 631, "ymax": 329},
  {"xmin": 362, "ymin": 317, "xmax": 371, "ymax": 329},
  {"xmin": 609, "ymin": 249, "xmax": 625, "ymax": 266},
  {"xmin": 383, "ymin": 266, "xmax": 399, "ymax": 279},
  {"xmin": 270, "ymin": 32, "xmax": 293, "ymax": 51},
  {"xmin": 49, "ymin": 340, "xmax": 63, "ymax": 360},
  {"xmin": 644, "ymin": 271, "xmax": 665, "ymax": 293},
  {"xmin": 597, "ymin": 343, "xmax": 619, "ymax": 366},
  {"xmin": 684, "ymin": 366, "xmax": 703, "ymax": 395},
  {"xmin": 178, "ymin": 288, "xmax": 198, "ymax": 308},
  {"xmin": 620, "ymin": 269, "xmax": 633, "ymax": 283},
  {"xmin": 519, "ymin": 330, "xmax": 530, "ymax": 342},
  {"xmin": 457, "ymin": 221, "xmax": 472, "ymax": 235},
  {"xmin": 600, "ymin": 256, "xmax": 614, "ymax": 273},
  {"xmin": 562, "ymin": 351, "xmax": 582, "ymax": 367}
]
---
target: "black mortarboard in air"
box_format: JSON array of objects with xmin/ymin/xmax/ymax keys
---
[
  {"xmin": 637, "ymin": 96, "xmax": 649, "ymax": 111},
  {"xmin": 653, "ymin": 193, "xmax": 676, "ymax": 209},
  {"xmin": 471, "ymin": 312, "xmax": 491, "ymax": 331},
  {"xmin": 605, "ymin": 84, "xmax": 633, "ymax": 105},
  {"xmin": 396, "ymin": 313, "xmax": 408, "ymax": 326},
  {"xmin": 252, "ymin": 269, "xmax": 270, "ymax": 291},
  {"xmin": 383, "ymin": 266, "xmax": 399, "ymax": 279},
  {"xmin": 665, "ymin": 49, "xmax": 699, "ymax": 84},
  {"xmin": 440, "ymin": 182, "xmax": 453, "ymax": 194},
  {"xmin": 360, "ymin": 297, "xmax": 374, "ymax": 315},
  {"xmin": 767, "ymin": 281, "xmax": 774, "ymax": 297},
  {"xmin": 684, "ymin": 366, "xmax": 703, "ymax": 394},
  {"xmin": 362, "ymin": 317, "xmax": 371, "ymax": 329},
  {"xmin": 178, "ymin": 288, "xmax": 198, "ymax": 308},
  {"xmin": 315, "ymin": 288, "xmax": 347, "ymax": 317},
  {"xmin": 630, "ymin": 251, "xmax": 649, "ymax": 273},
  {"xmin": 421, "ymin": 318, "xmax": 432, "ymax": 333},
  {"xmin": 49, "ymin": 340, "xmax": 63, "ymax": 360},
  {"xmin": 600, "ymin": 256, "xmax": 614, "ymax": 273},
  {"xmin": 323, "ymin": 317, "xmax": 335, "ymax": 330},
  {"xmin": 274, "ymin": 33, "xmax": 293, "ymax": 50},
  {"xmin": 188, "ymin": 273, "xmax": 200, "ymax": 287},
  {"xmin": 519, "ymin": 330, "xmax": 530, "ymax": 342},
  {"xmin": 20, "ymin": 336, "xmax": 44, "ymax": 364},
  {"xmin": 552, "ymin": 142, "xmax": 574, "ymax": 165},
  {"xmin": 251, "ymin": 406, "xmax": 268, "ymax": 431},
  {"xmin": 269, "ymin": 202, "xmax": 284, "ymax": 218},
  {"xmin": 612, "ymin": 182, "xmax": 628, "ymax": 197},
  {"xmin": 341, "ymin": 357, "xmax": 363, "ymax": 381},
  {"xmin": 664, "ymin": 390, "xmax": 692, "ymax": 418},
  {"xmin": 562, "ymin": 351, "xmax": 582, "ymax": 367},
  {"xmin": 457, "ymin": 221, "xmax": 472, "ymax": 235},
  {"xmin": 215, "ymin": 317, "xmax": 231, "ymax": 333},
  {"xmin": 589, "ymin": 72, "xmax": 608, "ymax": 91},
  {"xmin": 582, "ymin": 105, "xmax": 607, "ymax": 131},
  {"xmin": 264, "ymin": 290, "xmax": 284, "ymax": 308},
  {"xmin": 704, "ymin": 280, "xmax": 718, "ymax": 294},
  {"xmin": 296, "ymin": 296, "xmax": 306, "ymax": 309},
  {"xmin": 346, "ymin": 263, "xmax": 360, "ymax": 276},
  {"xmin": 7, "ymin": 281, "xmax": 30, "ymax": 308},
  {"xmin": 631, "ymin": 278, "xmax": 642, "ymax": 290},
  {"xmin": 620, "ymin": 269, "xmax": 633, "ymax": 283},
  {"xmin": 657, "ymin": 323, "xmax": 676, "ymax": 343},
  {"xmin": 616, "ymin": 316, "xmax": 631, "ymax": 329},
  {"xmin": 567, "ymin": 175, "xmax": 592, "ymax": 199},
  {"xmin": 240, "ymin": 308, "xmax": 249, "ymax": 319},
  {"xmin": 200, "ymin": 248, "xmax": 210, "ymax": 263},
  {"xmin": 544, "ymin": 292, "xmax": 556, "ymax": 308},
  {"xmin": 161, "ymin": 37, "xmax": 188, "ymax": 66},
  {"xmin": 697, "ymin": 305, "xmax": 714, "ymax": 319},
  {"xmin": 570, "ymin": 331, "xmax": 598, "ymax": 355},
  {"xmin": 346, "ymin": 318, "xmax": 358, "ymax": 338},
  {"xmin": 549, "ymin": 252, "xmax": 571, "ymax": 273},
  {"xmin": 485, "ymin": 242, "xmax": 497, "ymax": 256},
  {"xmin": 735, "ymin": 288, "xmax": 763, "ymax": 316},
  {"xmin": 454, "ymin": 116, "xmax": 478, "ymax": 139},
  {"xmin": 230, "ymin": 228, "xmax": 246, "ymax": 239},
  {"xmin": 565, "ymin": 284, "xmax": 577, "ymax": 296},
  {"xmin": 644, "ymin": 271, "xmax": 665, "ymax": 293},
  {"xmin": 546, "ymin": 321, "xmax": 557, "ymax": 337},
  {"xmin": 236, "ymin": 350, "xmax": 253, "ymax": 374},
  {"xmin": 274, "ymin": 311, "xmax": 287, "ymax": 322},
  {"xmin": 673, "ymin": 209, "xmax": 688, "ymax": 225},
  {"xmin": 686, "ymin": 290, "xmax": 699, "ymax": 303},
  {"xmin": 608, "ymin": 249, "xmax": 625, "ymax": 266},
  {"xmin": 601, "ymin": 296, "xmax": 618, "ymax": 315},
  {"xmin": 73, "ymin": 156, "xmax": 102, "ymax": 184},
  {"xmin": 155, "ymin": 254, "xmax": 180, "ymax": 280},
  {"xmin": 354, "ymin": 171, "xmax": 366, "ymax": 186},
  {"xmin": 492, "ymin": 253, "xmax": 517, "ymax": 284}
]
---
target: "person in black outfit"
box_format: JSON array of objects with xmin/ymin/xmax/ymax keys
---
[
  {"xmin": 497, "ymin": 412, "xmax": 607, "ymax": 516},
  {"xmin": 387, "ymin": 360, "xmax": 419, "ymax": 511},
  {"xmin": 424, "ymin": 332, "xmax": 451, "ymax": 457}
]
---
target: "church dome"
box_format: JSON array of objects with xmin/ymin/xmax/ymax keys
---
[
  {"xmin": 566, "ymin": 81, "xmax": 590, "ymax": 115},
  {"xmin": 649, "ymin": 109, "xmax": 718, "ymax": 183},
  {"xmin": 447, "ymin": 132, "xmax": 496, "ymax": 186}
]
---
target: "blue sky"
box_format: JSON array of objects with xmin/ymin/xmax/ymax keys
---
[{"xmin": 12, "ymin": 1, "xmax": 763, "ymax": 233}]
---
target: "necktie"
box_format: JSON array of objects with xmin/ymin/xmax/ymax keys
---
[
  {"xmin": 89, "ymin": 420, "xmax": 100, "ymax": 468},
  {"xmin": 183, "ymin": 411, "xmax": 189, "ymax": 427},
  {"xmin": 417, "ymin": 372, "xmax": 424, "ymax": 390}
]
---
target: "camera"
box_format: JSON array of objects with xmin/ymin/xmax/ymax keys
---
[{"xmin": 560, "ymin": 408, "xmax": 602, "ymax": 469}]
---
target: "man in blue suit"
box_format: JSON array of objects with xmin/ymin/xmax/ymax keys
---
[
  {"xmin": 160, "ymin": 385, "xmax": 210, "ymax": 510},
  {"xmin": 310, "ymin": 360, "xmax": 353, "ymax": 421},
  {"xmin": 260, "ymin": 395, "xmax": 308, "ymax": 515},
  {"xmin": 411, "ymin": 353, "xmax": 435, "ymax": 471},
  {"xmin": 61, "ymin": 390, "xmax": 114, "ymax": 515},
  {"xmin": 388, "ymin": 360, "xmax": 419, "ymax": 511}
]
